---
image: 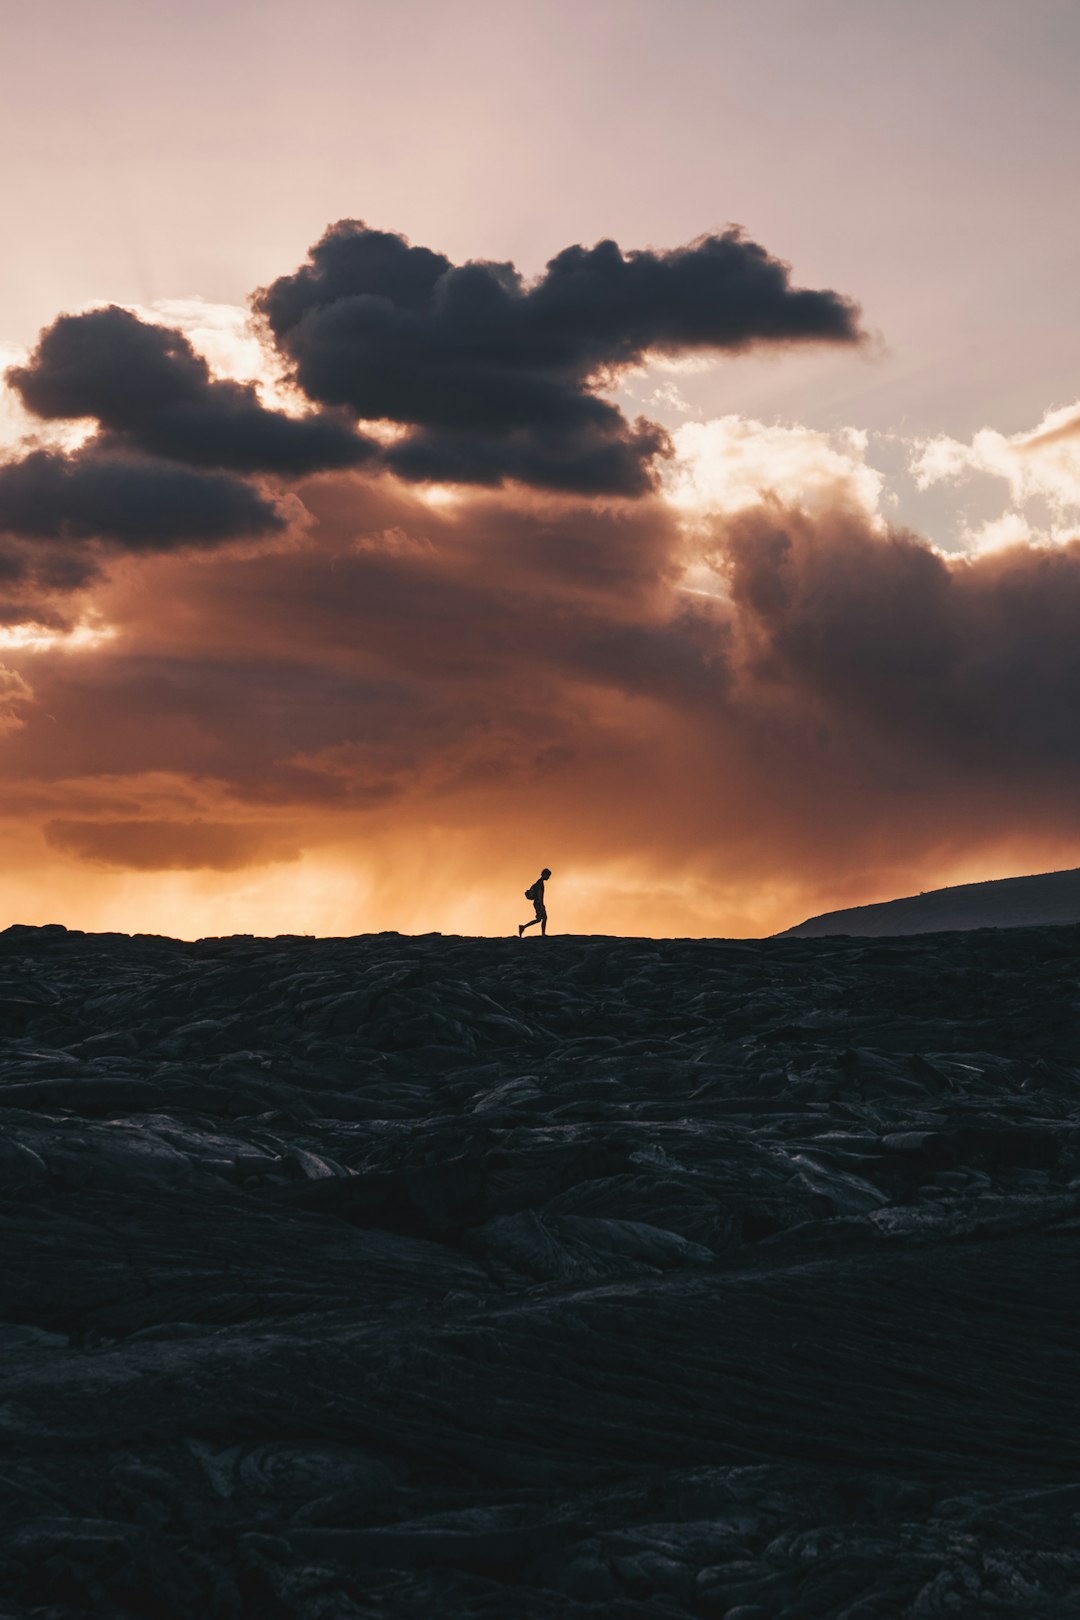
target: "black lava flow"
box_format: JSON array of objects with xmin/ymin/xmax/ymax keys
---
[{"xmin": 3, "ymin": 922, "xmax": 1080, "ymax": 1618}]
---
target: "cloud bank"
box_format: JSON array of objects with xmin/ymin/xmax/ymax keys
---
[
  {"xmin": 0, "ymin": 218, "xmax": 1076, "ymax": 937},
  {"xmin": 4, "ymin": 463, "xmax": 1080, "ymax": 936}
]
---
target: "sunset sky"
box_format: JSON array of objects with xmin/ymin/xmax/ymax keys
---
[{"xmin": 2, "ymin": 0, "xmax": 1080, "ymax": 938}]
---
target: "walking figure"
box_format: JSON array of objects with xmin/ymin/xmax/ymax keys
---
[{"xmin": 519, "ymin": 869, "xmax": 552, "ymax": 937}]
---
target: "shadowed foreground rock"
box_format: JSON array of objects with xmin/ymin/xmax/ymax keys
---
[{"xmin": 3, "ymin": 921, "xmax": 1080, "ymax": 1617}]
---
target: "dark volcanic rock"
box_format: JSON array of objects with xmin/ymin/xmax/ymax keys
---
[
  {"xmin": 784, "ymin": 863, "xmax": 1080, "ymax": 937},
  {"xmin": 3, "ymin": 923, "xmax": 1080, "ymax": 1616}
]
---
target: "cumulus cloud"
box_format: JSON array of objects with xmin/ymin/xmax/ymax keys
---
[
  {"xmin": 667, "ymin": 417, "xmax": 885, "ymax": 525},
  {"xmin": 0, "ymin": 448, "xmax": 285, "ymax": 549},
  {"xmin": 911, "ymin": 400, "xmax": 1080, "ymax": 529},
  {"xmin": 0, "ymin": 306, "xmax": 314, "ymax": 620},
  {"xmin": 7, "ymin": 306, "xmax": 378, "ymax": 476},
  {"xmin": 0, "ymin": 339, "xmax": 93, "ymax": 461},
  {"xmin": 253, "ymin": 220, "xmax": 864, "ymax": 495}
]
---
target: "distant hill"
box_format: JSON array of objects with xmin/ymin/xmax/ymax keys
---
[{"xmin": 781, "ymin": 866, "xmax": 1080, "ymax": 938}]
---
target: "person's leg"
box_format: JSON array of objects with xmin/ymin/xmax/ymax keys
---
[
  {"xmin": 540, "ymin": 909, "xmax": 547, "ymax": 936},
  {"xmin": 520, "ymin": 917, "xmax": 540, "ymax": 933}
]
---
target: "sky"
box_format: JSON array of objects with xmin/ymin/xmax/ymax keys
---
[{"xmin": 1, "ymin": 0, "xmax": 1079, "ymax": 938}]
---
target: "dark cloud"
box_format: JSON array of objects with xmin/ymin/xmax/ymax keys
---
[
  {"xmin": 253, "ymin": 220, "xmax": 864, "ymax": 494},
  {"xmin": 0, "ymin": 537, "xmax": 100, "ymax": 593},
  {"xmin": 382, "ymin": 418, "xmax": 670, "ymax": 496},
  {"xmin": 7, "ymin": 306, "xmax": 378, "ymax": 476},
  {"xmin": 0, "ymin": 484, "xmax": 695, "ymax": 797},
  {"xmin": 0, "ymin": 310, "xmax": 304, "ymax": 597},
  {"xmin": 44, "ymin": 818, "xmax": 302, "ymax": 872},
  {"xmin": 0, "ymin": 449, "xmax": 285, "ymax": 549},
  {"xmin": 0, "ymin": 601, "xmax": 71, "ymax": 630},
  {"xmin": 24, "ymin": 476, "xmax": 1080, "ymax": 815},
  {"xmin": 0, "ymin": 540, "xmax": 97, "ymax": 632},
  {"xmin": 718, "ymin": 504, "xmax": 1080, "ymax": 776},
  {"xmin": 5, "ymin": 462, "xmax": 1080, "ymax": 930}
]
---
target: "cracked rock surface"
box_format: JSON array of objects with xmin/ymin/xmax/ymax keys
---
[{"xmin": 3, "ymin": 921, "xmax": 1080, "ymax": 1617}]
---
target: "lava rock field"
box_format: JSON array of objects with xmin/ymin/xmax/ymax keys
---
[{"xmin": 3, "ymin": 922, "xmax": 1080, "ymax": 1617}]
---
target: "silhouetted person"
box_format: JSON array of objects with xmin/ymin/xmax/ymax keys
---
[{"xmin": 519, "ymin": 869, "xmax": 552, "ymax": 937}]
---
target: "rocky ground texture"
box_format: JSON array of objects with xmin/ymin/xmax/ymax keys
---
[{"xmin": 3, "ymin": 922, "xmax": 1080, "ymax": 1618}]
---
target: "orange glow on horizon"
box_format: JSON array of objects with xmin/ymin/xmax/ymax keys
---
[{"xmin": 5, "ymin": 831, "xmax": 1080, "ymax": 943}]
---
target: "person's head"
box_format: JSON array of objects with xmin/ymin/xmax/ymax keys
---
[{"xmin": 541, "ymin": 868, "xmax": 551, "ymax": 880}]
